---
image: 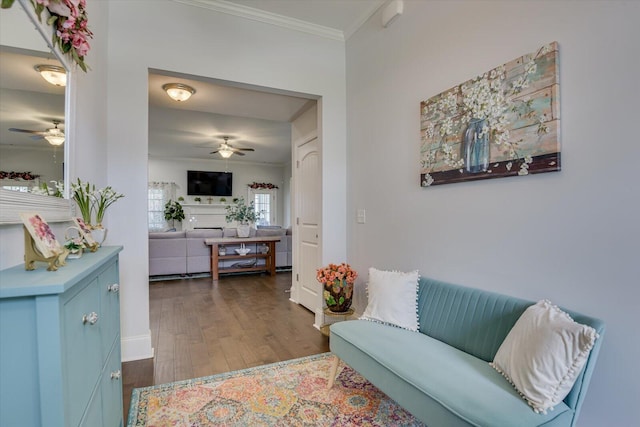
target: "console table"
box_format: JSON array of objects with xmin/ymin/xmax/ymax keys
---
[
  {"xmin": 0, "ymin": 246, "xmax": 123, "ymax": 427},
  {"xmin": 205, "ymin": 236, "xmax": 281, "ymax": 280}
]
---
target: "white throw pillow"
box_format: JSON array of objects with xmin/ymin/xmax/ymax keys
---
[
  {"xmin": 490, "ymin": 300, "xmax": 599, "ymax": 414},
  {"xmin": 360, "ymin": 267, "xmax": 420, "ymax": 332}
]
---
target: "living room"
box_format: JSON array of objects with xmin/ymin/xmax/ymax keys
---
[{"xmin": 0, "ymin": 1, "xmax": 637, "ymax": 426}]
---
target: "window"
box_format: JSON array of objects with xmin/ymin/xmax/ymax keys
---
[
  {"xmin": 148, "ymin": 182, "xmax": 176, "ymax": 231},
  {"xmin": 249, "ymin": 188, "xmax": 277, "ymax": 226}
]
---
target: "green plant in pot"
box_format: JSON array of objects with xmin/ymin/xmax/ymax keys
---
[
  {"xmin": 70, "ymin": 178, "xmax": 124, "ymax": 246},
  {"xmin": 225, "ymin": 197, "xmax": 257, "ymax": 238},
  {"xmin": 164, "ymin": 200, "xmax": 185, "ymax": 229}
]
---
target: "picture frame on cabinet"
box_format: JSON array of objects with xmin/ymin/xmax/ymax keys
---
[
  {"xmin": 73, "ymin": 217, "xmax": 99, "ymax": 251},
  {"xmin": 20, "ymin": 212, "xmax": 63, "ymax": 258}
]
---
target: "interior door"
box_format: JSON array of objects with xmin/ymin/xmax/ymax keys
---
[{"xmin": 295, "ymin": 135, "xmax": 321, "ymax": 313}]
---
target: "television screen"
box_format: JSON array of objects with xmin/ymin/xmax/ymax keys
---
[{"xmin": 187, "ymin": 170, "xmax": 232, "ymax": 196}]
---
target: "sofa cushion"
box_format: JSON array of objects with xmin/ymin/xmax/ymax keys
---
[
  {"xmin": 255, "ymin": 228, "xmax": 285, "ymax": 237},
  {"xmin": 149, "ymin": 230, "xmax": 186, "ymax": 239},
  {"xmin": 360, "ymin": 268, "xmax": 420, "ymax": 331},
  {"xmin": 331, "ymin": 320, "xmax": 571, "ymax": 426},
  {"xmin": 490, "ymin": 300, "xmax": 599, "ymax": 414},
  {"xmin": 186, "ymin": 229, "xmax": 223, "ymax": 238}
]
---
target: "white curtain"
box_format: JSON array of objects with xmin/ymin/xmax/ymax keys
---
[{"xmin": 148, "ymin": 182, "xmax": 176, "ymax": 231}]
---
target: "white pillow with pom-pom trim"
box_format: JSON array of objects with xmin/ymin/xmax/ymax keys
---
[
  {"xmin": 490, "ymin": 299, "xmax": 598, "ymax": 414},
  {"xmin": 360, "ymin": 267, "xmax": 420, "ymax": 332}
]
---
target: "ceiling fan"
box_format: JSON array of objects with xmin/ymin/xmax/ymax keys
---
[
  {"xmin": 210, "ymin": 136, "xmax": 255, "ymax": 158},
  {"xmin": 9, "ymin": 120, "xmax": 65, "ymax": 146}
]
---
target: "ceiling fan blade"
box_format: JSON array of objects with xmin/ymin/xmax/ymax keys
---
[
  {"xmin": 237, "ymin": 148, "xmax": 255, "ymax": 151},
  {"xmin": 234, "ymin": 151, "xmax": 246, "ymax": 156},
  {"xmin": 9, "ymin": 128, "xmax": 44, "ymax": 135},
  {"xmin": 210, "ymin": 150, "xmax": 220, "ymax": 154}
]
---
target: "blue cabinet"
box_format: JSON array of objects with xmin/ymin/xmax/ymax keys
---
[{"xmin": 0, "ymin": 246, "xmax": 123, "ymax": 427}]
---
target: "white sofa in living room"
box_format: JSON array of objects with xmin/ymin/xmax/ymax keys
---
[{"xmin": 148, "ymin": 227, "xmax": 292, "ymax": 277}]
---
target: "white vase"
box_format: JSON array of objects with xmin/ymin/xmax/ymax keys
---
[
  {"xmin": 92, "ymin": 228, "xmax": 108, "ymax": 246},
  {"xmin": 237, "ymin": 224, "xmax": 251, "ymax": 238}
]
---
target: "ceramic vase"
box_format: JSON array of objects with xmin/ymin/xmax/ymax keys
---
[
  {"xmin": 237, "ymin": 224, "xmax": 251, "ymax": 238},
  {"xmin": 92, "ymin": 228, "xmax": 108, "ymax": 246},
  {"xmin": 324, "ymin": 280, "xmax": 353, "ymax": 313}
]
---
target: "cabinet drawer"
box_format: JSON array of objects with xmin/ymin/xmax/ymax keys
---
[
  {"xmin": 101, "ymin": 340, "xmax": 123, "ymax": 427},
  {"xmin": 99, "ymin": 261, "xmax": 120, "ymax": 357},
  {"xmin": 63, "ymin": 279, "xmax": 102, "ymax": 427}
]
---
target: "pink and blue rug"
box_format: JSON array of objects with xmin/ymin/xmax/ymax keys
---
[{"xmin": 127, "ymin": 352, "xmax": 424, "ymax": 426}]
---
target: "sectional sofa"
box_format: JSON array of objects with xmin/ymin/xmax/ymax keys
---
[{"xmin": 148, "ymin": 227, "xmax": 292, "ymax": 277}]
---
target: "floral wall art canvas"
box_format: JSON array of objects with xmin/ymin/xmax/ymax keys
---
[
  {"xmin": 420, "ymin": 42, "xmax": 560, "ymax": 187},
  {"xmin": 20, "ymin": 212, "xmax": 63, "ymax": 258}
]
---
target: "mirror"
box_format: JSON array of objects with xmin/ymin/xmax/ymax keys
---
[{"xmin": 0, "ymin": 0, "xmax": 73, "ymax": 224}]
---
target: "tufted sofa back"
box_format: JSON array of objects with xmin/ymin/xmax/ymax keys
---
[
  {"xmin": 416, "ymin": 277, "xmax": 605, "ymax": 412},
  {"xmin": 418, "ymin": 277, "xmax": 530, "ymax": 362}
]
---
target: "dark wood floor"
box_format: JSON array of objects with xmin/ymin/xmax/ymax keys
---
[{"xmin": 121, "ymin": 272, "xmax": 329, "ymax": 421}]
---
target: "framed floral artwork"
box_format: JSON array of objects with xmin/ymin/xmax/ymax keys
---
[
  {"xmin": 20, "ymin": 212, "xmax": 63, "ymax": 258},
  {"xmin": 73, "ymin": 217, "xmax": 98, "ymax": 248},
  {"xmin": 420, "ymin": 42, "xmax": 560, "ymax": 187}
]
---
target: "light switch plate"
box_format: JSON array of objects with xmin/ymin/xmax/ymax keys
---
[{"xmin": 357, "ymin": 209, "xmax": 366, "ymax": 224}]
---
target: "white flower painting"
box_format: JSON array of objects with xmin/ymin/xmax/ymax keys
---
[{"xmin": 420, "ymin": 42, "xmax": 561, "ymax": 186}]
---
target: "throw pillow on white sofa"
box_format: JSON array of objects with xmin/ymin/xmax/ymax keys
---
[
  {"xmin": 490, "ymin": 299, "xmax": 599, "ymax": 414},
  {"xmin": 360, "ymin": 267, "xmax": 420, "ymax": 332}
]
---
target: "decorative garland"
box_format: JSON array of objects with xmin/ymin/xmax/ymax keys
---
[
  {"xmin": 1, "ymin": 0, "xmax": 93, "ymax": 72},
  {"xmin": 248, "ymin": 182, "xmax": 278, "ymax": 189},
  {"xmin": 0, "ymin": 171, "xmax": 40, "ymax": 180}
]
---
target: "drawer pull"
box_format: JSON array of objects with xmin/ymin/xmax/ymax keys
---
[
  {"xmin": 107, "ymin": 283, "xmax": 120, "ymax": 293},
  {"xmin": 110, "ymin": 370, "xmax": 121, "ymax": 380},
  {"xmin": 82, "ymin": 312, "xmax": 99, "ymax": 325}
]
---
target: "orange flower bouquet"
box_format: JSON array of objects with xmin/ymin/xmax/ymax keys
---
[{"xmin": 316, "ymin": 263, "xmax": 358, "ymax": 313}]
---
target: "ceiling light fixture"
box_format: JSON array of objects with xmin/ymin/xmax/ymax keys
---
[
  {"xmin": 162, "ymin": 83, "xmax": 196, "ymax": 102},
  {"xmin": 44, "ymin": 122, "xmax": 65, "ymax": 146},
  {"xmin": 218, "ymin": 147, "xmax": 234, "ymax": 158},
  {"xmin": 44, "ymin": 134, "xmax": 65, "ymax": 146},
  {"xmin": 34, "ymin": 64, "xmax": 67, "ymax": 86}
]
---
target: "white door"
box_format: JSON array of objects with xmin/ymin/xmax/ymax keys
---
[{"xmin": 294, "ymin": 134, "xmax": 321, "ymax": 314}]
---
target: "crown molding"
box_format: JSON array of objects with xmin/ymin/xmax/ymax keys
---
[
  {"xmin": 344, "ymin": 0, "xmax": 385, "ymax": 40},
  {"xmin": 172, "ymin": 0, "xmax": 345, "ymax": 41}
]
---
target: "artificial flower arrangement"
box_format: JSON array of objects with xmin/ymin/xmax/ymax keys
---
[
  {"xmin": 63, "ymin": 236, "xmax": 84, "ymax": 253},
  {"xmin": 248, "ymin": 182, "xmax": 278, "ymax": 189},
  {"xmin": 316, "ymin": 263, "xmax": 358, "ymax": 312},
  {"xmin": 71, "ymin": 178, "xmax": 124, "ymax": 229},
  {"xmin": 1, "ymin": 0, "xmax": 93, "ymax": 71},
  {"xmin": 30, "ymin": 180, "xmax": 64, "ymax": 197},
  {"xmin": 0, "ymin": 171, "xmax": 40, "ymax": 180}
]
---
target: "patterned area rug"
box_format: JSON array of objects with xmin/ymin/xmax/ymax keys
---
[{"xmin": 127, "ymin": 352, "xmax": 425, "ymax": 426}]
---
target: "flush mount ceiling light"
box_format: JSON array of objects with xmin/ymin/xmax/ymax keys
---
[
  {"xmin": 34, "ymin": 64, "xmax": 67, "ymax": 87},
  {"xmin": 162, "ymin": 83, "xmax": 196, "ymax": 102}
]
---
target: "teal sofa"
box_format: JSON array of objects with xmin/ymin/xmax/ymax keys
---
[{"xmin": 329, "ymin": 277, "xmax": 604, "ymax": 427}]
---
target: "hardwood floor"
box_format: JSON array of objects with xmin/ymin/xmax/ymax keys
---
[{"xmin": 122, "ymin": 272, "xmax": 329, "ymax": 421}]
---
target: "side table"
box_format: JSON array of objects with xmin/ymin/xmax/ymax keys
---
[{"xmin": 320, "ymin": 307, "xmax": 355, "ymax": 336}]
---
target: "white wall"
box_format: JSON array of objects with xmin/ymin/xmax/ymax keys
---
[
  {"xmin": 346, "ymin": 1, "xmax": 639, "ymax": 426},
  {"xmin": 149, "ymin": 157, "xmax": 287, "ymax": 226},
  {"xmin": 106, "ymin": 0, "xmax": 346, "ymax": 361}
]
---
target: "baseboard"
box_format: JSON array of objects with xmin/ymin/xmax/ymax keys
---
[{"xmin": 121, "ymin": 331, "xmax": 155, "ymax": 362}]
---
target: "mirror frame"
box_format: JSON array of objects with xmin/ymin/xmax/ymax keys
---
[{"xmin": 0, "ymin": 0, "xmax": 75, "ymax": 225}]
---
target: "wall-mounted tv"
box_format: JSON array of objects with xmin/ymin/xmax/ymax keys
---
[{"xmin": 187, "ymin": 170, "xmax": 233, "ymax": 196}]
